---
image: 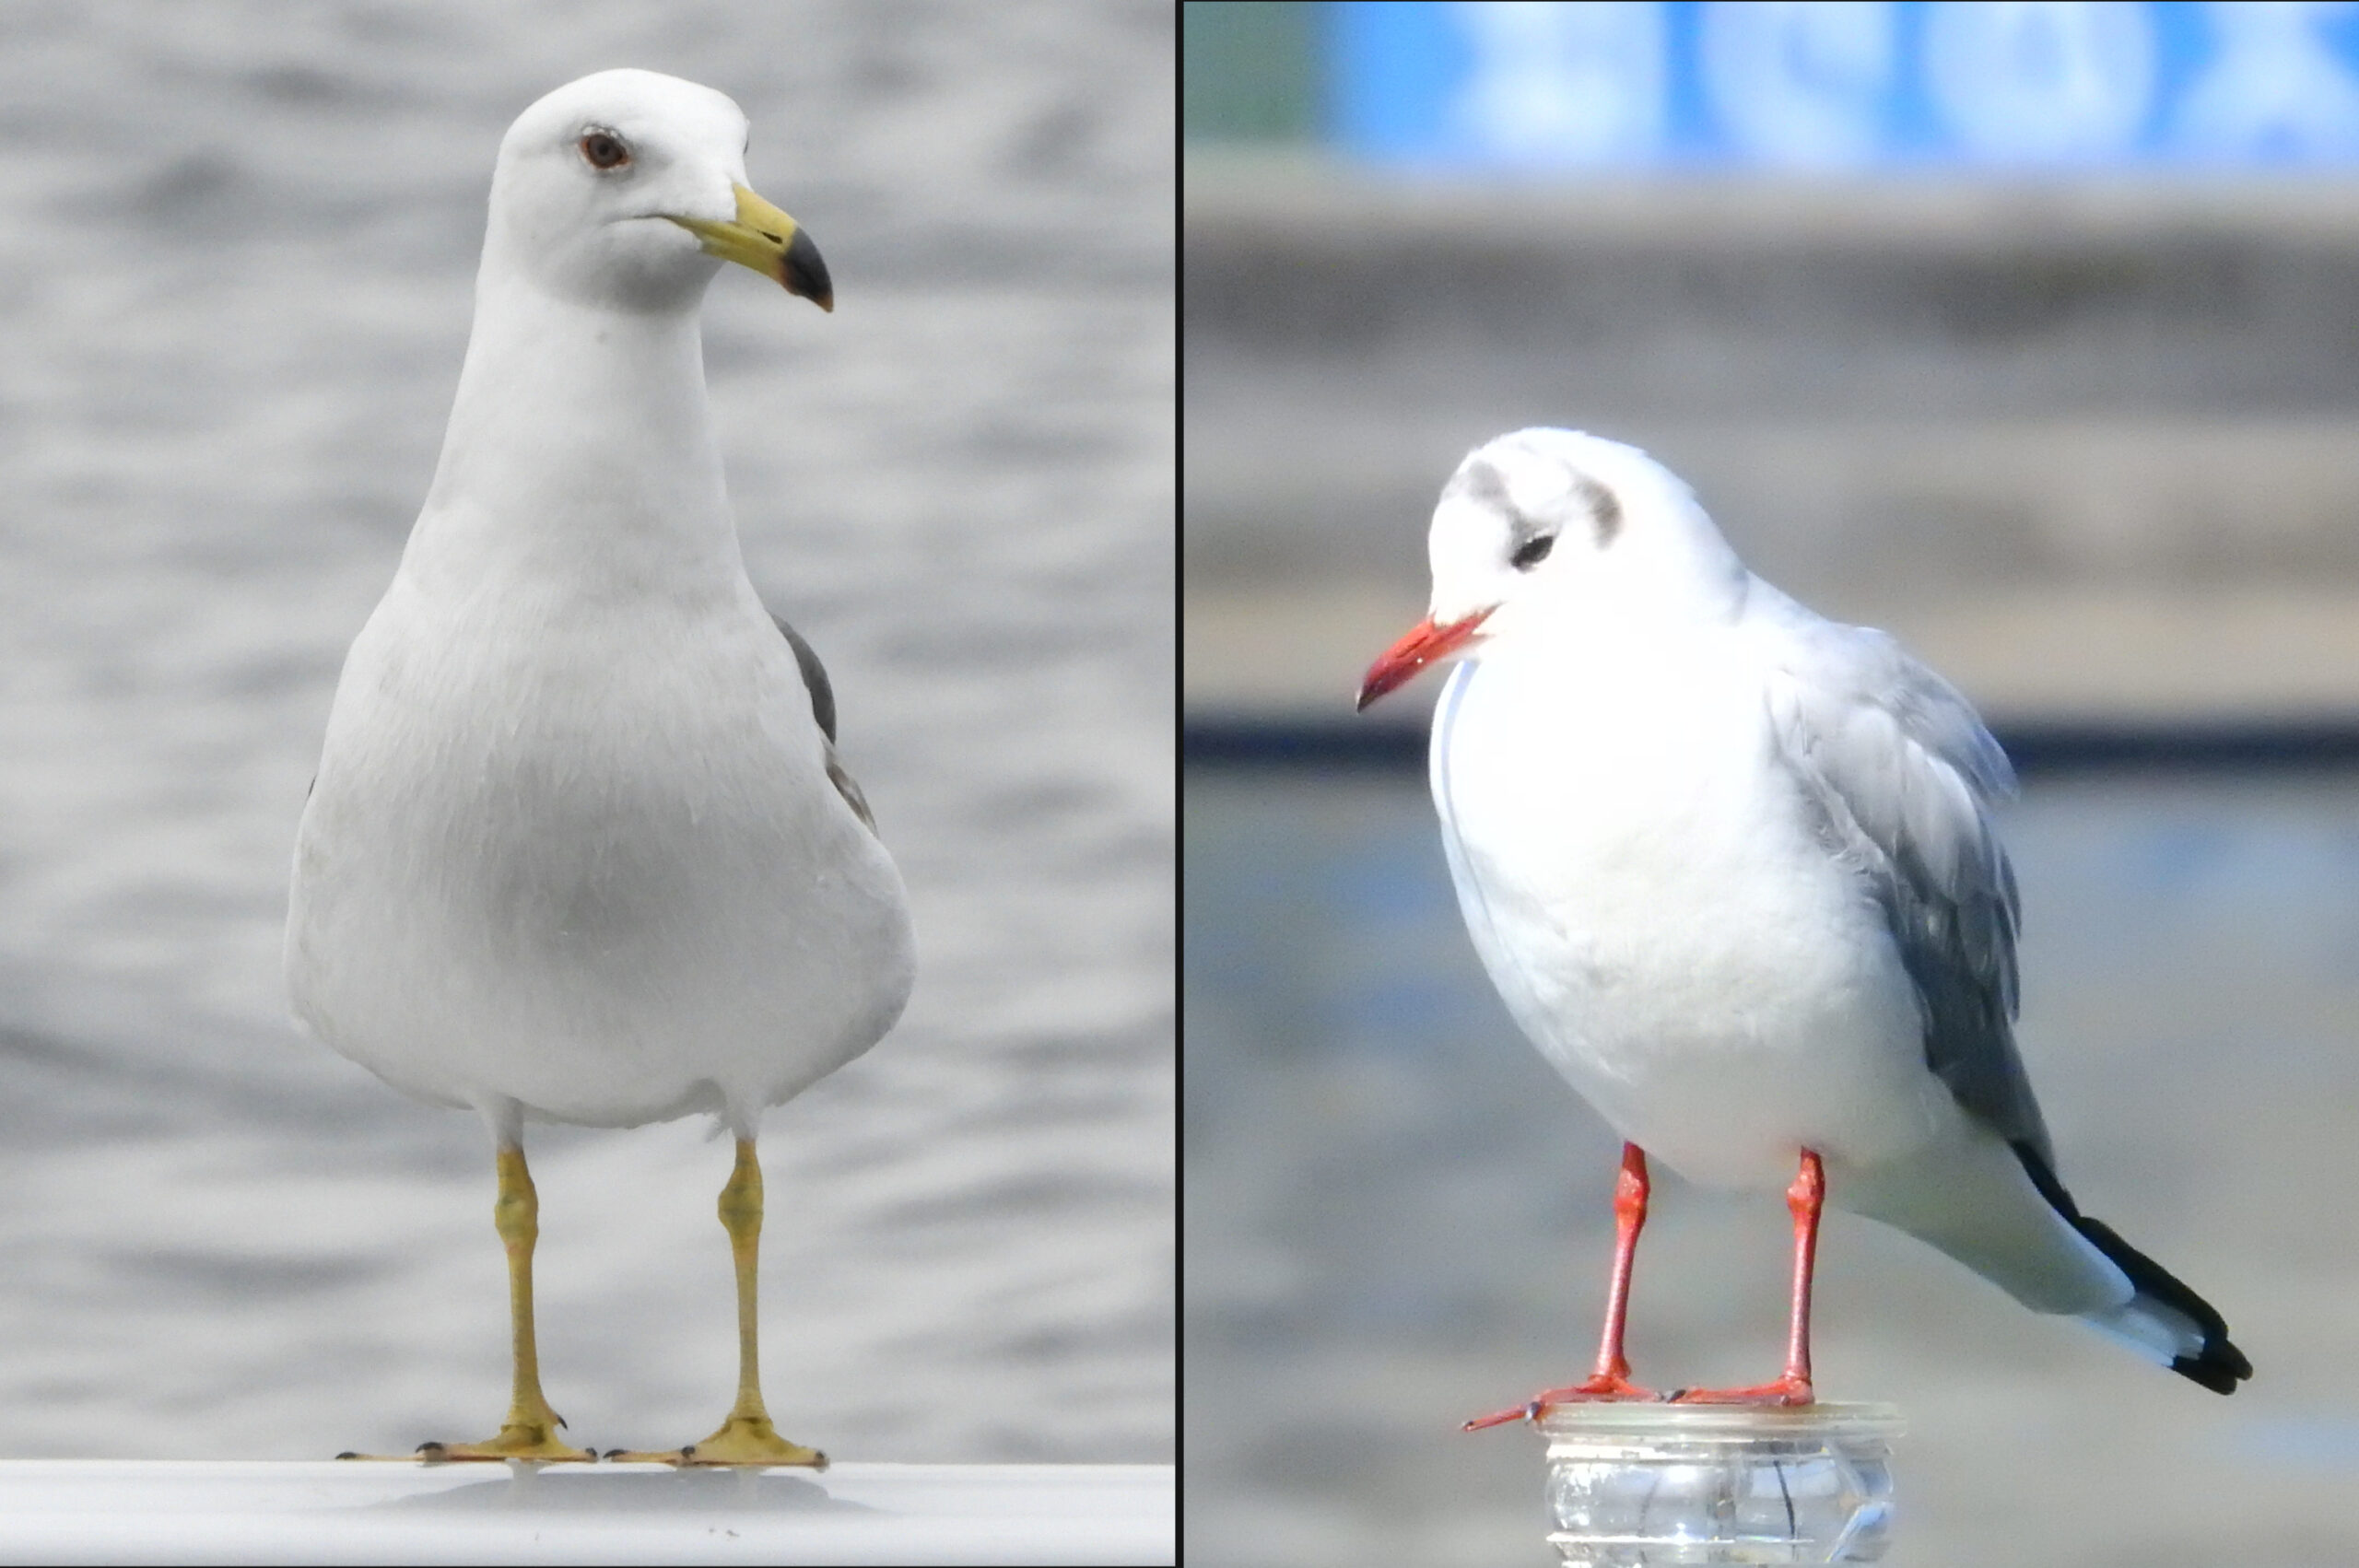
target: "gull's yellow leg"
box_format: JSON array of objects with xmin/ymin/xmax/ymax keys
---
[
  {"xmin": 416, "ymin": 1145, "xmax": 593, "ymax": 1462},
  {"xmin": 610, "ymin": 1139, "xmax": 826, "ymax": 1467}
]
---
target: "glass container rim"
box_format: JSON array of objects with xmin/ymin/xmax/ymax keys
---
[{"xmin": 1534, "ymin": 1399, "xmax": 1905, "ymax": 1443}]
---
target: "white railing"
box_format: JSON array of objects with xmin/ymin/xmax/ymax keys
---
[{"xmin": 0, "ymin": 1459, "xmax": 1175, "ymax": 1566}]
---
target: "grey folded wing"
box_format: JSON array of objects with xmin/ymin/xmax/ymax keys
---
[
  {"xmin": 770, "ymin": 612, "xmax": 877, "ymax": 833},
  {"xmin": 1754, "ymin": 594, "xmax": 2048, "ymax": 1164}
]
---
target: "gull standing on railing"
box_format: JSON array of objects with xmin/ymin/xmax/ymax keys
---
[
  {"xmin": 288, "ymin": 69, "xmax": 913, "ymax": 1466},
  {"xmin": 1357, "ymin": 428, "xmax": 2249, "ymax": 1427}
]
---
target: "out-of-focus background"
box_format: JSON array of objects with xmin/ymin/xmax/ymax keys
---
[
  {"xmin": 1186, "ymin": 4, "xmax": 2359, "ymax": 1563},
  {"xmin": 0, "ymin": 3, "xmax": 1172, "ymax": 1461}
]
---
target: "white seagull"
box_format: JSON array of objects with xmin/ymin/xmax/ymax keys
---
[
  {"xmin": 1356, "ymin": 428, "xmax": 2248, "ymax": 1425},
  {"xmin": 287, "ymin": 69, "xmax": 914, "ymax": 1466}
]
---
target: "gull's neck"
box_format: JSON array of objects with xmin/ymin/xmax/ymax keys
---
[{"xmin": 402, "ymin": 271, "xmax": 746, "ymax": 599}]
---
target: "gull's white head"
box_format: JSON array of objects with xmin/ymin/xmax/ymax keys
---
[
  {"xmin": 483, "ymin": 68, "xmax": 830, "ymax": 315},
  {"xmin": 1358, "ymin": 429, "xmax": 1749, "ymax": 709}
]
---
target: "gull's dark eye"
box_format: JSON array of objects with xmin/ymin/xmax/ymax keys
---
[
  {"xmin": 579, "ymin": 131, "xmax": 631, "ymax": 170},
  {"xmin": 1510, "ymin": 532, "xmax": 1556, "ymax": 571}
]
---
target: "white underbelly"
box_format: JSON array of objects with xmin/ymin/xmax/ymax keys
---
[
  {"xmin": 1433, "ymin": 656, "xmax": 1951, "ymax": 1188},
  {"xmin": 286, "ymin": 586, "xmax": 914, "ymax": 1129}
]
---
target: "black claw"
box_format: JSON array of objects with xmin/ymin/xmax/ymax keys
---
[
  {"xmin": 335, "ymin": 1451, "xmax": 358, "ymax": 1461},
  {"xmin": 679, "ymin": 1445, "xmax": 698, "ymax": 1459},
  {"xmin": 601, "ymin": 1448, "xmax": 624, "ymax": 1461}
]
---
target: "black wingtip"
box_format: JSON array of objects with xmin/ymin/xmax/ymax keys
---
[
  {"xmin": 2012, "ymin": 1141, "xmax": 2252, "ymax": 1394},
  {"xmin": 2069, "ymin": 1209, "xmax": 2251, "ymax": 1394},
  {"xmin": 2173, "ymin": 1340, "xmax": 2254, "ymax": 1395}
]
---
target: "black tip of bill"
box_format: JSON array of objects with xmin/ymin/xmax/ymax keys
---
[{"xmin": 783, "ymin": 227, "xmax": 833, "ymax": 312}]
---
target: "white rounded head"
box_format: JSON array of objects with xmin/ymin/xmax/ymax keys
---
[
  {"xmin": 1360, "ymin": 429, "xmax": 1750, "ymax": 708},
  {"xmin": 484, "ymin": 68, "xmax": 827, "ymax": 314},
  {"xmin": 1427, "ymin": 429, "xmax": 1747, "ymax": 631}
]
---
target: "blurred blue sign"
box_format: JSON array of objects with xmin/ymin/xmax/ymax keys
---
[{"xmin": 1332, "ymin": 2, "xmax": 2359, "ymax": 167}]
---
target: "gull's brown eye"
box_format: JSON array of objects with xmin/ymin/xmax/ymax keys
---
[{"xmin": 579, "ymin": 131, "xmax": 630, "ymax": 170}]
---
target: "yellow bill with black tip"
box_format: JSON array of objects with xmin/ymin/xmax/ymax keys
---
[{"xmin": 668, "ymin": 183, "xmax": 832, "ymax": 312}]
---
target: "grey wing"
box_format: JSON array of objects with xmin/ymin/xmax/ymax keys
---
[
  {"xmin": 771, "ymin": 614, "xmax": 838, "ymax": 743},
  {"xmin": 1755, "ymin": 597, "xmax": 2048, "ymax": 1164},
  {"xmin": 769, "ymin": 612, "xmax": 877, "ymax": 833}
]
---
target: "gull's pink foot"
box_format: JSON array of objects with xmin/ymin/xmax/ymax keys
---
[
  {"xmin": 1667, "ymin": 1375, "xmax": 1814, "ymax": 1407},
  {"xmin": 1463, "ymin": 1373, "xmax": 1661, "ymax": 1431}
]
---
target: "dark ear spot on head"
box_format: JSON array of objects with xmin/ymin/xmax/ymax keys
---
[
  {"xmin": 1442, "ymin": 458, "xmax": 1512, "ymax": 512},
  {"xmin": 1576, "ymin": 476, "xmax": 1623, "ymax": 545}
]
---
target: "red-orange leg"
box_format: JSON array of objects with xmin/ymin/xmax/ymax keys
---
[
  {"xmin": 1671, "ymin": 1148, "xmax": 1824, "ymax": 1407},
  {"xmin": 1465, "ymin": 1143, "xmax": 1659, "ymax": 1431}
]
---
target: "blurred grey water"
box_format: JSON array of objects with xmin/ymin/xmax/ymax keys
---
[
  {"xmin": 1188, "ymin": 766, "xmax": 2359, "ymax": 1565},
  {"xmin": 0, "ymin": 3, "xmax": 1172, "ymax": 1460}
]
